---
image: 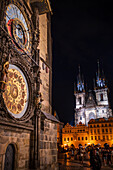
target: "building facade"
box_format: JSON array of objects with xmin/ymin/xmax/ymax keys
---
[
  {"xmin": 74, "ymin": 63, "xmax": 112, "ymax": 126},
  {"xmin": 62, "ymin": 117, "xmax": 113, "ymax": 148},
  {"xmin": 0, "ymin": 0, "xmax": 58, "ymax": 170}
]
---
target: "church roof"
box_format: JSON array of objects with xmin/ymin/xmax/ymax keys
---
[{"xmin": 85, "ymin": 91, "xmax": 96, "ymax": 108}]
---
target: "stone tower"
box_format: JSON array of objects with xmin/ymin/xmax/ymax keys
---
[{"xmin": 0, "ymin": 0, "xmax": 58, "ymax": 169}]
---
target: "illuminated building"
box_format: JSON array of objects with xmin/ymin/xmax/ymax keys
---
[
  {"xmin": 74, "ymin": 62, "xmax": 112, "ymax": 126},
  {"xmin": 62, "ymin": 117, "xmax": 113, "ymax": 148},
  {"xmin": 0, "ymin": 0, "xmax": 58, "ymax": 169}
]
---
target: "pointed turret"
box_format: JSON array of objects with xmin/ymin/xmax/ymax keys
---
[
  {"xmin": 75, "ymin": 66, "xmax": 85, "ymax": 93},
  {"xmin": 95, "ymin": 60, "xmax": 106, "ymax": 89}
]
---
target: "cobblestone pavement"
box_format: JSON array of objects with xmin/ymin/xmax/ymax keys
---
[{"xmin": 58, "ymin": 158, "xmax": 113, "ymax": 170}]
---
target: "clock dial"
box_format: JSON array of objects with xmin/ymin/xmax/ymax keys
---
[
  {"xmin": 6, "ymin": 4, "xmax": 31, "ymax": 53},
  {"xmin": 3, "ymin": 64, "xmax": 29, "ymax": 118}
]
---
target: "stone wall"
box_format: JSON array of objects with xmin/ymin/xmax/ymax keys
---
[
  {"xmin": 40, "ymin": 118, "xmax": 58, "ymax": 170},
  {"xmin": 0, "ymin": 124, "xmax": 31, "ymax": 170}
]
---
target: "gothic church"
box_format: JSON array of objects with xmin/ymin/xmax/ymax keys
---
[{"xmin": 74, "ymin": 62, "xmax": 112, "ymax": 126}]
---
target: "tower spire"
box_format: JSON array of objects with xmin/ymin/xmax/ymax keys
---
[{"xmin": 76, "ymin": 65, "xmax": 85, "ymax": 92}]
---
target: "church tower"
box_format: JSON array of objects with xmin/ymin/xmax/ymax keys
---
[
  {"xmin": 74, "ymin": 66, "xmax": 86, "ymax": 125},
  {"xmin": 94, "ymin": 61, "xmax": 108, "ymax": 106}
]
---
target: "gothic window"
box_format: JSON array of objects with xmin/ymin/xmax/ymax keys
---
[
  {"xmin": 89, "ymin": 112, "xmax": 95, "ymax": 121},
  {"xmin": 80, "ymin": 117, "xmax": 82, "ymax": 120},
  {"xmin": 100, "ymin": 94, "xmax": 103, "ymax": 101},
  {"xmin": 78, "ymin": 97, "xmax": 82, "ymax": 104}
]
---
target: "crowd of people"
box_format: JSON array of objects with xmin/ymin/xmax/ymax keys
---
[{"xmin": 64, "ymin": 145, "xmax": 113, "ymax": 169}]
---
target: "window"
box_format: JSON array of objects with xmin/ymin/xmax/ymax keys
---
[
  {"xmin": 106, "ymin": 135, "xmax": 109, "ymax": 140},
  {"xmin": 80, "ymin": 117, "xmax": 82, "ymax": 120},
  {"xmin": 82, "ymin": 137, "xmax": 84, "ymax": 140},
  {"xmin": 64, "ymin": 138, "xmax": 66, "ymax": 141},
  {"xmin": 71, "ymin": 137, "xmax": 73, "ymax": 141},
  {"xmin": 91, "ymin": 129, "xmax": 92, "ymax": 134},
  {"xmin": 109, "ymin": 124, "xmax": 111, "ymax": 127},
  {"xmin": 67, "ymin": 138, "xmax": 69, "ymax": 141},
  {"xmin": 103, "ymin": 136, "xmax": 105, "ymax": 140},
  {"xmin": 85, "ymin": 137, "xmax": 87, "ymax": 140},
  {"xmin": 105, "ymin": 124, "xmax": 107, "ymax": 127},
  {"xmin": 110, "ymin": 129, "xmax": 112, "ymax": 133},
  {"xmin": 91, "ymin": 136, "xmax": 93, "ymax": 140},
  {"xmin": 102, "ymin": 110, "xmax": 104, "ymax": 113},
  {"xmin": 94, "ymin": 125, "xmax": 96, "ymax": 128},
  {"xmin": 83, "ymin": 129, "xmax": 85, "ymax": 132},
  {"xmin": 102, "ymin": 124, "xmax": 104, "ymax": 127},
  {"xmin": 102, "ymin": 129, "xmax": 104, "ymax": 133},
  {"xmin": 97, "ymin": 129, "xmax": 100, "ymax": 134},
  {"xmin": 97, "ymin": 125, "xmax": 99, "ymax": 127},
  {"xmin": 95, "ymin": 136, "xmax": 97, "ymax": 140},
  {"xmin": 78, "ymin": 137, "xmax": 80, "ymax": 140},
  {"xmin": 110, "ymin": 135, "xmax": 112, "ymax": 139},
  {"xmin": 78, "ymin": 130, "xmax": 79, "ymax": 132},
  {"xmin": 98, "ymin": 136, "xmax": 100, "ymax": 140},
  {"xmin": 106, "ymin": 129, "xmax": 108, "ymax": 133},
  {"xmin": 100, "ymin": 94, "xmax": 103, "ymax": 101},
  {"xmin": 90, "ymin": 125, "xmax": 92, "ymax": 128},
  {"xmin": 94, "ymin": 129, "xmax": 96, "ymax": 134},
  {"xmin": 78, "ymin": 97, "xmax": 82, "ymax": 104}
]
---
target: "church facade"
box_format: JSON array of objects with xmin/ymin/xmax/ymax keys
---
[
  {"xmin": 0, "ymin": 0, "xmax": 58, "ymax": 170},
  {"xmin": 74, "ymin": 63, "xmax": 112, "ymax": 126}
]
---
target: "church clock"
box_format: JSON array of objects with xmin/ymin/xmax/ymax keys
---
[
  {"xmin": 3, "ymin": 64, "xmax": 29, "ymax": 119},
  {"xmin": 6, "ymin": 3, "xmax": 32, "ymax": 54}
]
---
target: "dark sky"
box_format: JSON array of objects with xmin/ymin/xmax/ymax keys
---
[{"xmin": 50, "ymin": 0, "xmax": 113, "ymax": 124}]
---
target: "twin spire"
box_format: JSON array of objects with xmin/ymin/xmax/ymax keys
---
[{"xmin": 75, "ymin": 61, "xmax": 107, "ymax": 93}]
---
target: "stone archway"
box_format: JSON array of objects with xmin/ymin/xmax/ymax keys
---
[
  {"xmin": 4, "ymin": 144, "xmax": 15, "ymax": 170},
  {"xmin": 89, "ymin": 112, "xmax": 95, "ymax": 121}
]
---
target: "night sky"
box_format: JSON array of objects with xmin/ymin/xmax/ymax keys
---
[{"xmin": 50, "ymin": 1, "xmax": 113, "ymax": 124}]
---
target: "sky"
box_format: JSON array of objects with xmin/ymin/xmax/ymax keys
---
[{"xmin": 50, "ymin": 0, "xmax": 113, "ymax": 124}]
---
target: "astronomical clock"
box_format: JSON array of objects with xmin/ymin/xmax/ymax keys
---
[{"xmin": 0, "ymin": 0, "xmax": 39, "ymax": 122}]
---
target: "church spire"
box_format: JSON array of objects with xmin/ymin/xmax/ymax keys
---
[
  {"xmin": 95, "ymin": 60, "xmax": 106, "ymax": 89},
  {"xmin": 75, "ymin": 66, "xmax": 85, "ymax": 93}
]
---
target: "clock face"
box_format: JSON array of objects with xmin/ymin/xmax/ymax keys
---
[
  {"xmin": 6, "ymin": 4, "xmax": 31, "ymax": 53},
  {"xmin": 3, "ymin": 64, "xmax": 29, "ymax": 118}
]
